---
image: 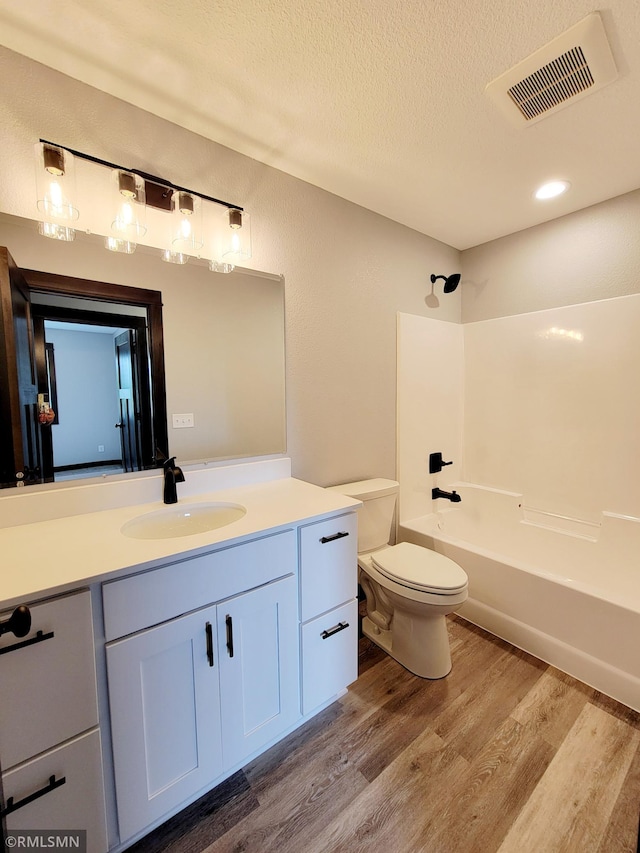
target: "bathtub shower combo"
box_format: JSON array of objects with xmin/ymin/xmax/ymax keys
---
[{"xmin": 400, "ymin": 483, "xmax": 640, "ymax": 711}]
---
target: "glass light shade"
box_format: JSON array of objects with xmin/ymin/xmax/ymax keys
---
[
  {"xmin": 111, "ymin": 170, "xmax": 147, "ymax": 239},
  {"xmin": 34, "ymin": 142, "xmax": 79, "ymax": 224},
  {"xmin": 37, "ymin": 221, "xmax": 75, "ymax": 241},
  {"xmin": 220, "ymin": 209, "xmax": 251, "ymax": 263},
  {"xmin": 209, "ymin": 259, "xmax": 235, "ymax": 274},
  {"xmin": 171, "ymin": 191, "xmax": 203, "ymax": 254},
  {"xmin": 105, "ymin": 236, "xmax": 136, "ymax": 254},
  {"xmin": 161, "ymin": 249, "xmax": 189, "ymax": 265}
]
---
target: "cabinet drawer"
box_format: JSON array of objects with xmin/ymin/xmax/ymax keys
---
[
  {"xmin": 301, "ymin": 598, "xmax": 358, "ymax": 715},
  {"xmin": 103, "ymin": 530, "xmax": 296, "ymax": 640},
  {"xmin": 3, "ymin": 728, "xmax": 108, "ymax": 853},
  {"xmin": 0, "ymin": 590, "xmax": 98, "ymax": 769},
  {"xmin": 299, "ymin": 513, "xmax": 357, "ymax": 622}
]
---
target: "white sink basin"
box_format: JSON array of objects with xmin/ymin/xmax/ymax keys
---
[{"xmin": 121, "ymin": 502, "xmax": 247, "ymax": 539}]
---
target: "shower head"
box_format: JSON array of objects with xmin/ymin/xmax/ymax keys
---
[{"xmin": 430, "ymin": 273, "xmax": 461, "ymax": 293}]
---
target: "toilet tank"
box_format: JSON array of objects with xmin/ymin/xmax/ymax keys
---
[{"xmin": 328, "ymin": 478, "xmax": 399, "ymax": 553}]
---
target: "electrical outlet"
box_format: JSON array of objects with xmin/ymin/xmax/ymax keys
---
[
  {"xmin": 172, "ymin": 413, "xmax": 194, "ymax": 429},
  {"xmin": 98, "ymin": 444, "xmax": 105, "ymax": 452}
]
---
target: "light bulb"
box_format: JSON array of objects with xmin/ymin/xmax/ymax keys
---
[{"xmin": 535, "ymin": 180, "xmax": 570, "ymax": 200}]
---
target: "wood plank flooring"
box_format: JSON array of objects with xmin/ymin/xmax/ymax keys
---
[{"xmin": 127, "ymin": 615, "xmax": 640, "ymax": 853}]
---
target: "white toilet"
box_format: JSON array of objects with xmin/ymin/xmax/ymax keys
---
[{"xmin": 329, "ymin": 478, "xmax": 468, "ymax": 679}]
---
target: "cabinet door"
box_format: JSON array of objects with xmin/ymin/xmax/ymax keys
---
[
  {"xmin": 219, "ymin": 575, "xmax": 300, "ymax": 769},
  {"xmin": 106, "ymin": 604, "xmax": 223, "ymax": 843}
]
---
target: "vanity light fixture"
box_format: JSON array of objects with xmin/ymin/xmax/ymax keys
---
[
  {"xmin": 534, "ymin": 180, "xmax": 570, "ymax": 200},
  {"xmin": 34, "ymin": 142, "xmax": 79, "ymax": 241},
  {"xmin": 170, "ymin": 190, "xmax": 203, "ymax": 255},
  {"xmin": 105, "ymin": 237, "xmax": 136, "ymax": 254},
  {"xmin": 161, "ymin": 249, "xmax": 189, "ymax": 265},
  {"xmin": 220, "ymin": 208, "xmax": 252, "ymax": 265},
  {"xmin": 107, "ymin": 169, "xmax": 147, "ymax": 253},
  {"xmin": 209, "ymin": 260, "xmax": 235, "ymax": 274},
  {"xmin": 34, "ymin": 140, "xmax": 251, "ymax": 268}
]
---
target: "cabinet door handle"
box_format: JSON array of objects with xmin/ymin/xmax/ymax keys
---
[
  {"xmin": 0, "ymin": 605, "xmax": 31, "ymax": 639},
  {"xmin": 225, "ymin": 615, "xmax": 234, "ymax": 658},
  {"xmin": 319, "ymin": 531, "xmax": 349, "ymax": 544},
  {"xmin": 205, "ymin": 621, "xmax": 214, "ymax": 667},
  {"xmin": 0, "ymin": 629, "xmax": 55, "ymax": 656},
  {"xmin": 321, "ymin": 621, "xmax": 350, "ymax": 639},
  {"xmin": 1, "ymin": 775, "xmax": 66, "ymax": 818}
]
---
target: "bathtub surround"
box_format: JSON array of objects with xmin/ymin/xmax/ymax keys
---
[
  {"xmin": 397, "ymin": 294, "xmax": 640, "ymax": 709},
  {"xmin": 464, "ymin": 295, "xmax": 640, "ymax": 522},
  {"xmin": 396, "ymin": 313, "xmax": 464, "ymax": 524}
]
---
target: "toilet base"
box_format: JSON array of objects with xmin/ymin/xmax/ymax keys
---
[{"xmin": 362, "ymin": 611, "xmax": 453, "ymax": 680}]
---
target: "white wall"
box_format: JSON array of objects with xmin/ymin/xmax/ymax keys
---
[
  {"xmin": 0, "ymin": 46, "xmax": 461, "ymax": 488},
  {"xmin": 47, "ymin": 327, "xmax": 121, "ymax": 467},
  {"xmin": 461, "ymin": 189, "xmax": 640, "ymax": 322}
]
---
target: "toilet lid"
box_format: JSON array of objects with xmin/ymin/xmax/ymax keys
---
[{"xmin": 371, "ymin": 542, "xmax": 468, "ymax": 593}]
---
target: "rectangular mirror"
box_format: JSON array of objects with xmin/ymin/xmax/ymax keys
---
[{"xmin": 0, "ymin": 214, "xmax": 286, "ymax": 488}]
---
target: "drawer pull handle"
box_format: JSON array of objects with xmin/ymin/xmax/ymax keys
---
[
  {"xmin": 321, "ymin": 621, "xmax": 350, "ymax": 640},
  {"xmin": 320, "ymin": 531, "xmax": 349, "ymax": 544},
  {"xmin": 225, "ymin": 615, "xmax": 234, "ymax": 658},
  {"xmin": 0, "ymin": 629, "xmax": 54, "ymax": 656},
  {"xmin": 2, "ymin": 775, "xmax": 66, "ymax": 817},
  {"xmin": 205, "ymin": 621, "xmax": 214, "ymax": 667},
  {"xmin": 0, "ymin": 605, "xmax": 31, "ymax": 639}
]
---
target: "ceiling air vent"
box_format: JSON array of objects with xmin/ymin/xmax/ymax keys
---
[{"xmin": 485, "ymin": 12, "xmax": 618, "ymax": 126}]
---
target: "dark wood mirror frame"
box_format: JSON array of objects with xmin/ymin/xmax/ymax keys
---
[{"xmin": 0, "ymin": 249, "xmax": 168, "ymax": 488}]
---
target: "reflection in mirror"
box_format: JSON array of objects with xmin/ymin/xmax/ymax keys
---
[
  {"xmin": 0, "ymin": 214, "xmax": 287, "ymax": 491},
  {"xmin": 32, "ymin": 296, "xmax": 160, "ymax": 482},
  {"xmin": 0, "ymin": 257, "xmax": 166, "ymax": 487}
]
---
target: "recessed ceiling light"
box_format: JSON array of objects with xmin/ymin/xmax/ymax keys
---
[{"xmin": 535, "ymin": 180, "xmax": 571, "ymax": 200}]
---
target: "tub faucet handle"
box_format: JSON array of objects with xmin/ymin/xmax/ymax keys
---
[{"xmin": 429, "ymin": 452, "xmax": 453, "ymax": 474}]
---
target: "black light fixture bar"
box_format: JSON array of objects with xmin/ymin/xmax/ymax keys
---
[{"xmin": 39, "ymin": 138, "xmax": 243, "ymax": 212}]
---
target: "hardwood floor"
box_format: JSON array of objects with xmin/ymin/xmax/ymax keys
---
[{"xmin": 127, "ymin": 615, "xmax": 640, "ymax": 853}]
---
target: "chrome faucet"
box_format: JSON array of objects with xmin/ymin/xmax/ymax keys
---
[
  {"xmin": 432, "ymin": 487, "xmax": 461, "ymax": 503},
  {"xmin": 163, "ymin": 457, "xmax": 185, "ymax": 504}
]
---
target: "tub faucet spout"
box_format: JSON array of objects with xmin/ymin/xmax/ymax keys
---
[{"xmin": 432, "ymin": 487, "xmax": 461, "ymax": 503}]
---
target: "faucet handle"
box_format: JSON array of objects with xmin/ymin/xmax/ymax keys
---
[
  {"xmin": 429, "ymin": 452, "xmax": 453, "ymax": 474},
  {"xmin": 165, "ymin": 457, "xmax": 185, "ymax": 483}
]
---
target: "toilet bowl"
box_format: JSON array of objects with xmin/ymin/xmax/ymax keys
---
[{"xmin": 329, "ymin": 479, "xmax": 468, "ymax": 679}]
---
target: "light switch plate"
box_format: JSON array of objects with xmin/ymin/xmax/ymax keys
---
[{"xmin": 172, "ymin": 413, "xmax": 194, "ymax": 429}]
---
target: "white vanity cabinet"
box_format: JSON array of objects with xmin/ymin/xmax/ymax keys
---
[
  {"xmin": 0, "ymin": 464, "xmax": 363, "ymax": 853},
  {"xmin": 0, "ymin": 590, "xmax": 108, "ymax": 853},
  {"xmin": 299, "ymin": 512, "xmax": 359, "ymax": 715},
  {"xmin": 103, "ymin": 530, "xmax": 300, "ymax": 843}
]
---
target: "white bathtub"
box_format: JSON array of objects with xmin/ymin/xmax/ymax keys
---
[{"xmin": 399, "ymin": 484, "xmax": 640, "ymax": 711}]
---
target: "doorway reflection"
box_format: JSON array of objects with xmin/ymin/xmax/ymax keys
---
[{"xmin": 33, "ymin": 298, "xmax": 155, "ymax": 483}]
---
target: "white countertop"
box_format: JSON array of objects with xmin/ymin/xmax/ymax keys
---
[{"xmin": 0, "ymin": 477, "xmax": 361, "ymax": 609}]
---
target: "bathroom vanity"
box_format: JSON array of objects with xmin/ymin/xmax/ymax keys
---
[{"xmin": 0, "ymin": 460, "xmax": 360, "ymax": 851}]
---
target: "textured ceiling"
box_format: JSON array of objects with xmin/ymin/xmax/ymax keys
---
[{"xmin": 0, "ymin": 0, "xmax": 639, "ymax": 249}]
